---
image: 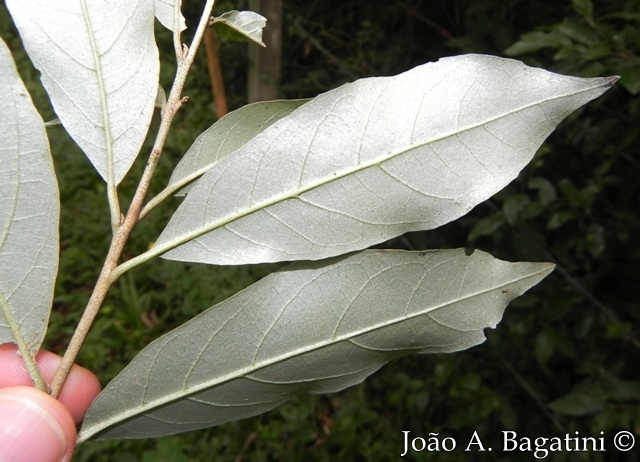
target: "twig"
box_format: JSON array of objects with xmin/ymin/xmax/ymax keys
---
[
  {"xmin": 291, "ymin": 20, "xmax": 360, "ymax": 78},
  {"xmin": 392, "ymin": 0, "xmax": 454, "ymax": 42},
  {"xmin": 50, "ymin": 0, "xmax": 218, "ymax": 398},
  {"xmin": 491, "ymin": 343, "xmax": 566, "ymax": 434}
]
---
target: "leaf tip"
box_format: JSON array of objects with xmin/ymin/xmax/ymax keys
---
[
  {"xmin": 603, "ymin": 75, "xmax": 620, "ymax": 88},
  {"xmin": 537, "ymin": 262, "xmax": 556, "ymax": 280}
]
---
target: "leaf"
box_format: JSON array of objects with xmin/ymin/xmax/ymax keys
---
[
  {"xmin": 6, "ymin": 0, "xmax": 159, "ymax": 185},
  {"xmin": 0, "ymin": 38, "xmax": 59, "ymax": 354},
  {"xmin": 528, "ymin": 177, "xmax": 557, "ymax": 205},
  {"xmin": 619, "ymin": 64, "xmax": 640, "ymax": 95},
  {"xmin": 78, "ymin": 249, "xmax": 554, "ymax": 441},
  {"xmin": 504, "ymin": 31, "xmax": 566, "ymax": 56},
  {"xmin": 211, "ymin": 11, "xmax": 267, "ymax": 47},
  {"xmin": 572, "ymin": 0, "xmax": 594, "ymax": 18},
  {"xmin": 548, "ymin": 387, "xmax": 605, "ymax": 416},
  {"xmin": 154, "ymin": 0, "xmax": 186, "ymax": 32},
  {"xmin": 154, "ymin": 54, "xmax": 617, "ymax": 266},
  {"xmin": 169, "ymin": 99, "xmax": 309, "ymax": 197},
  {"xmin": 155, "ymin": 85, "xmax": 167, "ymax": 110}
]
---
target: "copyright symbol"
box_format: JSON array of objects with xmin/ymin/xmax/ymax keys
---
[{"xmin": 614, "ymin": 431, "xmax": 635, "ymax": 451}]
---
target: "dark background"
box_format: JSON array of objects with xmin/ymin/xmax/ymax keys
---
[{"xmin": 1, "ymin": 0, "xmax": 638, "ymax": 460}]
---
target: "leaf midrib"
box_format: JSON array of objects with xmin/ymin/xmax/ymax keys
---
[{"xmin": 80, "ymin": 0, "xmax": 115, "ymax": 185}]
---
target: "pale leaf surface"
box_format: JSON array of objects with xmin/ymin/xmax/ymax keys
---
[
  {"xmin": 79, "ymin": 249, "xmax": 553, "ymax": 440},
  {"xmin": 156, "ymin": 54, "xmax": 616, "ymax": 266},
  {"xmin": 0, "ymin": 39, "xmax": 59, "ymax": 354},
  {"xmin": 154, "ymin": 0, "xmax": 186, "ymax": 32},
  {"xmin": 169, "ymin": 99, "xmax": 309, "ymax": 196},
  {"xmin": 6, "ymin": 0, "xmax": 159, "ymax": 185},
  {"xmin": 212, "ymin": 10, "xmax": 267, "ymax": 46}
]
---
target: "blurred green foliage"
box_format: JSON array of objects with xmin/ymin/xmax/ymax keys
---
[{"xmin": 1, "ymin": 0, "xmax": 638, "ymax": 460}]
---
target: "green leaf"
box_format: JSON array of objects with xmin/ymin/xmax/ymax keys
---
[
  {"xmin": 168, "ymin": 100, "xmax": 309, "ymax": 197},
  {"xmin": 468, "ymin": 214, "xmax": 505, "ymax": 242},
  {"xmin": 153, "ymin": 54, "xmax": 616, "ymax": 266},
  {"xmin": 602, "ymin": 12, "xmax": 640, "ymax": 21},
  {"xmin": 0, "ymin": 38, "xmax": 59, "ymax": 354},
  {"xmin": 582, "ymin": 44, "xmax": 611, "ymax": 62},
  {"xmin": 212, "ymin": 10, "xmax": 267, "ymax": 47},
  {"xmin": 619, "ymin": 64, "xmax": 640, "ymax": 95},
  {"xmin": 599, "ymin": 371, "xmax": 640, "ymax": 402},
  {"xmin": 547, "ymin": 210, "xmax": 575, "ymax": 229},
  {"xmin": 504, "ymin": 31, "xmax": 566, "ymax": 56},
  {"xmin": 557, "ymin": 19, "xmax": 599, "ymax": 46},
  {"xmin": 6, "ymin": 0, "xmax": 159, "ymax": 185},
  {"xmin": 503, "ymin": 194, "xmax": 530, "ymax": 224},
  {"xmin": 528, "ymin": 176, "xmax": 557, "ymax": 205},
  {"xmin": 572, "ymin": 0, "xmax": 594, "ymax": 19},
  {"xmin": 548, "ymin": 386, "xmax": 606, "ymax": 416},
  {"xmin": 78, "ymin": 249, "xmax": 554, "ymax": 441}
]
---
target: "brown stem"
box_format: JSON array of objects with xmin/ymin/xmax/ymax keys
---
[{"xmin": 204, "ymin": 28, "xmax": 228, "ymax": 118}]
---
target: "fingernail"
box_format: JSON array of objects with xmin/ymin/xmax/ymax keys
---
[{"xmin": 0, "ymin": 394, "xmax": 67, "ymax": 462}]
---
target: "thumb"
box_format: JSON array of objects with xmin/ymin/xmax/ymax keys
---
[{"xmin": 0, "ymin": 386, "xmax": 77, "ymax": 462}]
